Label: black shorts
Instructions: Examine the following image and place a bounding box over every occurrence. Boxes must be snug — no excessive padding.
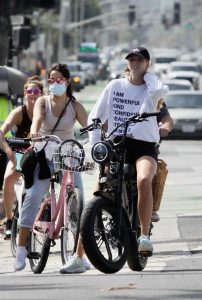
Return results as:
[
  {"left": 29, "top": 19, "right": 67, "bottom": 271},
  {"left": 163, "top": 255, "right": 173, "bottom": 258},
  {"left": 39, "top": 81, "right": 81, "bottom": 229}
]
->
[{"left": 114, "top": 137, "right": 158, "bottom": 163}]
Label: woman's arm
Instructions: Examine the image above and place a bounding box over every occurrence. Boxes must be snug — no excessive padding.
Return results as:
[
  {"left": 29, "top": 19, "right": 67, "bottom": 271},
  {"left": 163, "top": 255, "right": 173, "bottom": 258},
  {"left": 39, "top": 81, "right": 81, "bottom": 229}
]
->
[
  {"left": 0, "top": 129, "right": 16, "bottom": 164},
  {"left": 87, "top": 83, "right": 111, "bottom": 146},
  {"left": 74, "top": 101, "right": 88, "bottom": 127},
  {"left": 0, "top": 106, "right": 22, "bottom": 136},
  {"left": 30, "top": 97, "right": 46, "bottom": 136},
  {"left": 0, "top": 107, "right": 22, "bottom": 164}
]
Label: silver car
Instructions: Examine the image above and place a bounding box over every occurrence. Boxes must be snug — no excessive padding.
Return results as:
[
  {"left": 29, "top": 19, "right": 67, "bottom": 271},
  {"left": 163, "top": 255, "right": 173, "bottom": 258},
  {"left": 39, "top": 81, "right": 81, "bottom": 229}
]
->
[
  {"left": 163, "top": 79, "right": 194, "bottom": 91},
  {"left": 167, "top": 61, "right": 201, "bottom": 90},
  {"left": 165, "top": 91, "right": 202, "bottom": 139}
]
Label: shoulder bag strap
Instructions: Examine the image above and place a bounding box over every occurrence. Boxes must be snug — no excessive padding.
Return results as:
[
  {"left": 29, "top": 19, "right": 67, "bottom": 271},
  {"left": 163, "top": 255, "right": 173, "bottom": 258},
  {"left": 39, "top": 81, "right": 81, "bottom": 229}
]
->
[
  {"left": 42, "top": 98, "right": 71, "bottom": 150},
  {"left": 50, "top": 99, "right": 71, "bottom": 135}
]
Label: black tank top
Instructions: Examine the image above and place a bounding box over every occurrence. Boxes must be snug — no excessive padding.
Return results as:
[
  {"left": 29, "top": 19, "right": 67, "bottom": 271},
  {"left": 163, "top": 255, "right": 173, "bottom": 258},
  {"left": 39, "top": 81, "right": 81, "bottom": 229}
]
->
[{"left": 15, "top": 105, "right": 32, "bottom": 138}]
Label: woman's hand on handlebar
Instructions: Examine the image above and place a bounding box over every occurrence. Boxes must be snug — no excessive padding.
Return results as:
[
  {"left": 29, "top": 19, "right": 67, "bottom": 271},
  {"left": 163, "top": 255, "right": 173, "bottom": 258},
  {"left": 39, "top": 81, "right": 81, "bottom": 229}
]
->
[
  {"left": 80, "top": 118, "right": 102, "bottom": 135},
  {"left": 30, "top": 132, "right": 41, "bottom": 139},
  {"left": 159, "top": 122, "right": 170, "bottom": 137}
]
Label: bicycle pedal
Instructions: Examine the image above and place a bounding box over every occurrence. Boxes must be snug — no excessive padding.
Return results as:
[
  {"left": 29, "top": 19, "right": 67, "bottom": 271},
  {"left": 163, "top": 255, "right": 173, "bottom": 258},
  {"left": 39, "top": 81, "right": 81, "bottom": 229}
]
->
[{"left": 27, "top": 252, "right": 41, "bottom": 259}]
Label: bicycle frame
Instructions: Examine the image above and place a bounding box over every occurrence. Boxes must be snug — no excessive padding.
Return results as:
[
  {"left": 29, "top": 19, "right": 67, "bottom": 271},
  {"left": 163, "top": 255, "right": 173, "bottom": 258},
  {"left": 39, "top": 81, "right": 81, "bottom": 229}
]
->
[{"left": 33, "top": 170, "right": 74, "bottom": 240}]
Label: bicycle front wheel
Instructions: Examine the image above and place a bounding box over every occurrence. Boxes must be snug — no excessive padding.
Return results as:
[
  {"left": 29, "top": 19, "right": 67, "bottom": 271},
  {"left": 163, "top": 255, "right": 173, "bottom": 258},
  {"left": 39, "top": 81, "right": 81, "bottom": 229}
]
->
[
  {"left": 61, "top": 187, "right": 83, "bottom": 265},
  {"left": 80, "top": 196, "right": 129, "bottom": 274},
  {"left": 27, "top": 230, "right": 51, "bottom": 274}
]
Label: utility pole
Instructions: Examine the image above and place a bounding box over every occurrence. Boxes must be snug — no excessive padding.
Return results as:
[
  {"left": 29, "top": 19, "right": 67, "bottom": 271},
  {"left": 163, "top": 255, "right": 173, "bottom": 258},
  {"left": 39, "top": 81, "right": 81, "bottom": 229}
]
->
[
  {"left": 79, "top": 0, "right": 85, "bottom": 44},
  {"left": 58, "top": 0, "right": 65, "bottom": 62},
  {"left": 46, "top": 10, "right": 53, "bottom": 70},
  {"left": 0, "top": 0, "right": 12, "bottom": 66},
  {"left": 58, "top": 0, "right": 71, "bottom": 61},
  {"left": 73, "top": 0, "right": 79, "bottom": 53}
]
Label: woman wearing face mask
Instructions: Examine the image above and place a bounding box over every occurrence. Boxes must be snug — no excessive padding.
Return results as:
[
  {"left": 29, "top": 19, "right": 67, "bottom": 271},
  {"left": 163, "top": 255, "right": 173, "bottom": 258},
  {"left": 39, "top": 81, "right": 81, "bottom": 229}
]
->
[
  {"left": 0, "top": 76, "right": 43, "bottom": 240},
  {"left": 14, "top": 63, "right": 88, "bottom": 272}
]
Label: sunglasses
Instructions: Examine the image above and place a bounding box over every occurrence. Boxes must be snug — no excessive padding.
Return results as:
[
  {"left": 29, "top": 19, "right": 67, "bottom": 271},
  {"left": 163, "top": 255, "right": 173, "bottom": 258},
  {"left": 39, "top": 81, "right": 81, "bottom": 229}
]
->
[
  {"left": 48, "top": 77, "right": 66, "bottom": 85},
  {"left": 26, "top": 88, "right": 41, "bottom": 95}
]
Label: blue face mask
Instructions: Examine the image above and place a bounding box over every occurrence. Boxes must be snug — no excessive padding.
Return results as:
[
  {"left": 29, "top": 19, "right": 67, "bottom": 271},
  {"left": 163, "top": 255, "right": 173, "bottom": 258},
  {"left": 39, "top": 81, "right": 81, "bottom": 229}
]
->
[{"left": 49, "top": 82, "right": 67, "bottom": 96}]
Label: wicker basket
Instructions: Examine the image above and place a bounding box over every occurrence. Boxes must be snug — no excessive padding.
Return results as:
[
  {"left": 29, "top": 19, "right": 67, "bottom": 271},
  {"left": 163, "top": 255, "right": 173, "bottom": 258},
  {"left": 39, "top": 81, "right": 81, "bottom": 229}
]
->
[{"left": 152, "top": 159, "right": 168, "bottom": 212}]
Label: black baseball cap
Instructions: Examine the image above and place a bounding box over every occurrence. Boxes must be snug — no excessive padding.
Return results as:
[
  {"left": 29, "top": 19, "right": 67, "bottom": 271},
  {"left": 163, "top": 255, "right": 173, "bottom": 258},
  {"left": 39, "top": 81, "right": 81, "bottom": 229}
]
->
[{"left": 125, "top": 47, "right": 150, "bottom": 60}]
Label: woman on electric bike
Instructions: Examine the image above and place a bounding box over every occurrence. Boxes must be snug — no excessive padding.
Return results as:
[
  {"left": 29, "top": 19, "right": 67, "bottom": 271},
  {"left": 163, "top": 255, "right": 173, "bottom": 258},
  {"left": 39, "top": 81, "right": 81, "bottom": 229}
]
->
[{"left": 87, "top": 47, "right": 169, "bottom": 256}]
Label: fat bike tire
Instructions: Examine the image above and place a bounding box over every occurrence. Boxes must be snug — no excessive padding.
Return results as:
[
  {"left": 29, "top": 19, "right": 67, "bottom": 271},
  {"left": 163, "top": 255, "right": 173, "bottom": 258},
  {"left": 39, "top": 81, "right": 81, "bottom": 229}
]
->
[
  {"left": 127, "top": 217, "right": 149, "bottom": 271},
  {"left": 80, "top": 196, "right": 129, "bottom": 274}
]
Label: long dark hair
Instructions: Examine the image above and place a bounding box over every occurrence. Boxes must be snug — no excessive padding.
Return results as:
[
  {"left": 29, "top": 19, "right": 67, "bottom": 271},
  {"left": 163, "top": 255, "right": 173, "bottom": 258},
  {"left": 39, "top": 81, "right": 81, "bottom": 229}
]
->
[{"left": 48, "top": 63, "right": 75, "bottom": 101}]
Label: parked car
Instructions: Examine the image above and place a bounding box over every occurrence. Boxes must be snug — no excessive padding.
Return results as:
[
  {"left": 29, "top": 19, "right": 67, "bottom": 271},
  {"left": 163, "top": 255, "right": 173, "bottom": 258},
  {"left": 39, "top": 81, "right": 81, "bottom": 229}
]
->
[
  {"left": 65, "top": 61, "right": 86, "bottom": 92},
  {"left": 165, "top": 90, "right": 202, "bottom": 139},
  {"left": 167, "top": 61, "right": 201, "bottom": 90},
  {"left": 163, "top": 79, "right": 194, "bottom": 91}
]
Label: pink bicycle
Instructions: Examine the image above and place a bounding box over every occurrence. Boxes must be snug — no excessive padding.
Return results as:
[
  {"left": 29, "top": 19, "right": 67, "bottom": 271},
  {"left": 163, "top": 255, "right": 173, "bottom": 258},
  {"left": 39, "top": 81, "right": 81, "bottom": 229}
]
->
[{"left": 23, "top": 135, "right": 95, "bottom": 274}]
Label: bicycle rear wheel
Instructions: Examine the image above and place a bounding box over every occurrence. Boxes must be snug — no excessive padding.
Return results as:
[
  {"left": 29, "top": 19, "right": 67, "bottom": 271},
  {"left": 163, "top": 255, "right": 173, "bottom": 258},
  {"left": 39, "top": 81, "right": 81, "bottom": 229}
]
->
[
  {"left": 127, "top": 214, "right": 149, "bottom": 271},
  {"left": 61, "top": 187, "right": 83, "bottom": 265},
  {"left": 125, "top": 179, "right": 149, "bottom": 271},
  {"left": 27, "top": 230, "right": 51, "bottom": 274},
  {"left": 10, "top": 203, "right": 19, "bottom": 257},
  {"left": 80, "top": 196, "right": 129, "bottom": 274}
]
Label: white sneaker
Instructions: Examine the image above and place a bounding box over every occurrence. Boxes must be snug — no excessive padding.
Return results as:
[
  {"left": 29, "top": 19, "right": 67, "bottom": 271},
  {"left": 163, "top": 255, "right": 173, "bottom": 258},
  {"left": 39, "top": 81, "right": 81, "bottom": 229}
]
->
[
  {"left": 138, "top": 235, "right": 153, "bottom": 256},
  {"left": 14, "top": 246, "right": 27, "bottom": 271},
  {"left": 60, "top": 256, "right": 86, "bottom": 274},
  {"left": 82, "top": 256, "right": 91, "bottom": 271}
]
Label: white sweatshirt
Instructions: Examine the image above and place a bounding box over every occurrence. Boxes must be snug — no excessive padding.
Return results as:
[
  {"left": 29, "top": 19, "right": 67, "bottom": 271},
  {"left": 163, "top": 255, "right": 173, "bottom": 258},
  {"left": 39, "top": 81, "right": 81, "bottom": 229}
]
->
[{"left": 88, "top": 73, "right": 168, "bottom": 146}]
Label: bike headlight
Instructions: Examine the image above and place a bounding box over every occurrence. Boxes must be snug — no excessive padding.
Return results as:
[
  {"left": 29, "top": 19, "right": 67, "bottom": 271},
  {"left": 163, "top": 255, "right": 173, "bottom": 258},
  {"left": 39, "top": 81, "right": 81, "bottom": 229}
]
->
[{"left": 92, "top": 141, "right": 113, "bottom": 164}]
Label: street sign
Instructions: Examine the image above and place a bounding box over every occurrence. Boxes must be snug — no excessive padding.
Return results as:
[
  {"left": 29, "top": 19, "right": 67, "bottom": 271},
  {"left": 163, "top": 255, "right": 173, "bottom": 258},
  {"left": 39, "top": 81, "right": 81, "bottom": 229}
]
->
[{"left": 11, "top": 15, "right": 24, "bottom": 26}]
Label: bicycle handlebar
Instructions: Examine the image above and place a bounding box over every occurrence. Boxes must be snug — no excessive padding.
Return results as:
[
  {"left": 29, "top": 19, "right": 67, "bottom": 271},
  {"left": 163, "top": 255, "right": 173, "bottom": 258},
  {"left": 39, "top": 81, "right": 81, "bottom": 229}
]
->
[
  {"left": 80, "top": 113, "right": 161, "bottom": 136},
  {"left": 30, "top": 135, "right": 62, "bottom": 144},
  {"left": 127, "top": 112, "right": 160, "bottom": 121},
  {"left": 6, "top": 135, "right": 62, "bottom": 148},
  {"left": 6, "top": 137, "right": 31, "bottom": 148},
  {"left": 80, "top": 118, "right": 102, "bottom": 135}
]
